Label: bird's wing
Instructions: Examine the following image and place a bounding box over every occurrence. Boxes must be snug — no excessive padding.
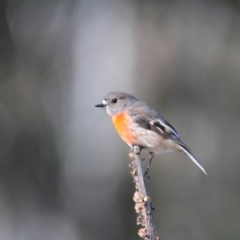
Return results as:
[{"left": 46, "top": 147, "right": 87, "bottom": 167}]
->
[
  {"left": 130, "top": 102, "right": 180, "bottom": 140},
  {"left": 149, "top": 119, "right": 180, "bottom": 140},
  {"left": 133, "top": 114, "right": 180, "bottom": 141}
]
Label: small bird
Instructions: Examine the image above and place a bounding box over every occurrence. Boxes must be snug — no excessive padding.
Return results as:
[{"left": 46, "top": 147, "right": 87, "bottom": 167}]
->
[{"left": 95, "top": 91, "right": 207, "bottom": 175}]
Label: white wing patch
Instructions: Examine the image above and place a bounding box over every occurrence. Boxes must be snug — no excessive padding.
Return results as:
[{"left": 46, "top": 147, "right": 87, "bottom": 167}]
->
[{"left": 149, "top": 119, "right": 180, "bottom": 140}]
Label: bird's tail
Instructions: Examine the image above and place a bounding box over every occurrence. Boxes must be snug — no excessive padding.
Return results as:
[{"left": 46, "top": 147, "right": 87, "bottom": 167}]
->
[{"left": 179, "top": 143, "right": 207, "bottom": 175}]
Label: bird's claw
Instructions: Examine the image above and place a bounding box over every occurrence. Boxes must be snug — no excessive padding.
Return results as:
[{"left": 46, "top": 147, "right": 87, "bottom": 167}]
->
[{"left": 144, "top": 172, "right": 150, "bottom": 180}]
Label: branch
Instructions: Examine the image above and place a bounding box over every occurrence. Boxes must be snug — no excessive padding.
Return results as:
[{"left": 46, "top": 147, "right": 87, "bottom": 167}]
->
[{"left": 129, "top": 146, "right": 161, "bottom": 240}]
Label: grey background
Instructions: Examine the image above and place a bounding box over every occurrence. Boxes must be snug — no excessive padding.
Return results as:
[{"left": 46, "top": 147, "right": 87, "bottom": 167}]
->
[{"left": 0, "top": 0, "right": 240, "bottom": 239}]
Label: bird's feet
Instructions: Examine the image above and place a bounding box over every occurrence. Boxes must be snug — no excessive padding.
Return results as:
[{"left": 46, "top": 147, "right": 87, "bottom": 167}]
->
[{"left": 144, "top": 170, "right": 150, "bottom": 180}]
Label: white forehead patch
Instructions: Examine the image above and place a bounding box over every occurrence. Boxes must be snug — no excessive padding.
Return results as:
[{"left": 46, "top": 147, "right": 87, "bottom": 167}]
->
[{"left": 102, "top": 99, "right": 107, "bottom": 105}]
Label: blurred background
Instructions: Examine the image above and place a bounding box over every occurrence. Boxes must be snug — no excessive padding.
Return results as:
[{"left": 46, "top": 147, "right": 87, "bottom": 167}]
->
[{"left": 0, "top": 0, "right": 240, "bottom": 239}]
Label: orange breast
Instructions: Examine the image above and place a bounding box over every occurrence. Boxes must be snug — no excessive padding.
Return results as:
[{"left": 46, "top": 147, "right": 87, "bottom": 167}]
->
[{"left": 112, "top": 113, "right": 135, "bottom": 145}]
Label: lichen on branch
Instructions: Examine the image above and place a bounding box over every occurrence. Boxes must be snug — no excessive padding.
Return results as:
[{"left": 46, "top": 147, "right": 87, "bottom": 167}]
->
[{"left": 129, "top": 146, "right": 161, "bottom": 240}]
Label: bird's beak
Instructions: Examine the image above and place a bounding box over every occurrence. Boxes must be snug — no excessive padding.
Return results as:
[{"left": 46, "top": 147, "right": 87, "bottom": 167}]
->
[
  {"left": 95, "top": 103, "right": 105, "bottom": 108},
  {"left": 95, "top": 99, "right": 107, "bottom": 108}
]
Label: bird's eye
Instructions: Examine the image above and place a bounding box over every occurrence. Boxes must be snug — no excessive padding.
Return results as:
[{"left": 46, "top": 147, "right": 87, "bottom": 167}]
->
[{"left": 111, "top": 98, "right": 118, "bottom": 103}]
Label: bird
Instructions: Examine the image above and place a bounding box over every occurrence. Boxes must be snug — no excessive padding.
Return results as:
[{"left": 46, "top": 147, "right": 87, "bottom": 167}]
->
[{"left": 95, "top": 91, "right": 207, "bottom": 176}]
